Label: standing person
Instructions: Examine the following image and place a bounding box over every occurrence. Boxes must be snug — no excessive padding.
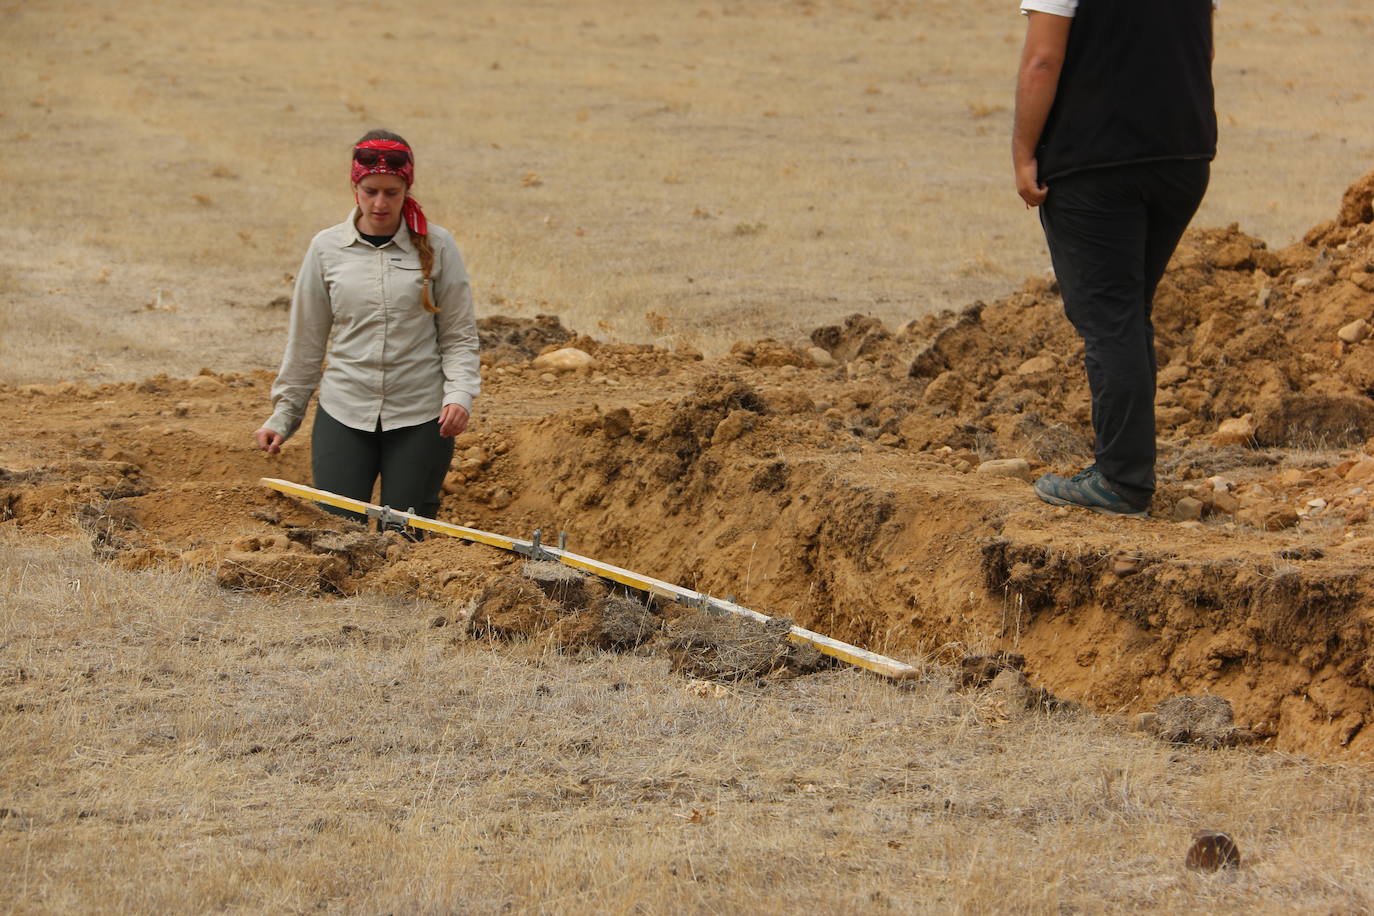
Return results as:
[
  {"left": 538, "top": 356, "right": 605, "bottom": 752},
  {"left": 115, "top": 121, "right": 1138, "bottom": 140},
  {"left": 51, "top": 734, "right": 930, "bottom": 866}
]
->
[
  {"left": 254, "top": 130, "right": 480, "bottom": 526},
  {"left": 1012, "top": 0, "right": 1216, "bottom": 518}
]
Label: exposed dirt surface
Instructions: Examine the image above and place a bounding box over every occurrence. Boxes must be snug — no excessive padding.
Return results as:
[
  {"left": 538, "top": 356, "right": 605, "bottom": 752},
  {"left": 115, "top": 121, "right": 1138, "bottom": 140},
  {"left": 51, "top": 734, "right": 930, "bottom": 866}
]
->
[{"left": 5, "top": 168, "right": 1374, "bottom": 759}]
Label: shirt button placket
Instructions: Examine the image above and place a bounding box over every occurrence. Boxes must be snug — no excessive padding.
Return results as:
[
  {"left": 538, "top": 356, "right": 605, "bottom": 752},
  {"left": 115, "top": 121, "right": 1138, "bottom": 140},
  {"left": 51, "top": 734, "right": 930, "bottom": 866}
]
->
[{"left": 377, "top": 246, "right": 388, "bottom": 427}]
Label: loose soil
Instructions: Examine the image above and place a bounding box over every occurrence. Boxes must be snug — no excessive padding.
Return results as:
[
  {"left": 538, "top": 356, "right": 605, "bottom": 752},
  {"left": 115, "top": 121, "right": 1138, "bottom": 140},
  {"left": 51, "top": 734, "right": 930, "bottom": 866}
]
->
[{"left": 4, "top": 167, "right": 1374, "bottom": 760}]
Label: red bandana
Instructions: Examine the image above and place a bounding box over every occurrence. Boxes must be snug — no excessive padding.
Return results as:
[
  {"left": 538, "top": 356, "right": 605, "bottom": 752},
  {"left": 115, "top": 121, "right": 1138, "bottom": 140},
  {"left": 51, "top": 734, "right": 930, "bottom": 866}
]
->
[{"left": 351, "top": 139, "right": 427, "bottom": 236}]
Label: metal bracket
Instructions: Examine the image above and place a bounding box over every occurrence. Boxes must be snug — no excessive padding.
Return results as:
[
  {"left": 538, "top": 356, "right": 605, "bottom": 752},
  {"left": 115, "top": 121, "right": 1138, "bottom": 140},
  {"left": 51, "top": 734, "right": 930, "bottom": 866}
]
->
[
  {"left": 514, "top": 528, "right": 558, "bottom": 562},
  {"left": 366, "top": 504, "right": 406, "bottom": 532}
]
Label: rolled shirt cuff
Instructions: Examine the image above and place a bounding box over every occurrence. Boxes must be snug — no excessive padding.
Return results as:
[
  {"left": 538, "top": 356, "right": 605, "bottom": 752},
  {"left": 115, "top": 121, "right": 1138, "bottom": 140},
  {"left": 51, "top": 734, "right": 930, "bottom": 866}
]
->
[
  {"left": 442, "top": 389, "right": 475, "bottom": 414},
  {"left": 262, "top": 409, "right": 302, "bottom": 442}
]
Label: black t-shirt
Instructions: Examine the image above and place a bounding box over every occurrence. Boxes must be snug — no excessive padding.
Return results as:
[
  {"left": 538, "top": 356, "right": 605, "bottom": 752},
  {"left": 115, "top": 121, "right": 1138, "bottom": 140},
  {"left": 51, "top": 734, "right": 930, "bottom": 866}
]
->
[
  {"left": 1037, "top": 0, "right": 1217, "bottom": 181},
  {"left": 359, "top": 231, "right": 395, "bottom": 248}
]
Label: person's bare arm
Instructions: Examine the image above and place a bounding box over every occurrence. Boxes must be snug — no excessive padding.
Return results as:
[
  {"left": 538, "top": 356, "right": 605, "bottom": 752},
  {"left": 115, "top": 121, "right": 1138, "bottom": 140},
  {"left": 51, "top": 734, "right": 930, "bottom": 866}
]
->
[{"left": 1012, "top": 11, "right": 1072, "bottom": 207}]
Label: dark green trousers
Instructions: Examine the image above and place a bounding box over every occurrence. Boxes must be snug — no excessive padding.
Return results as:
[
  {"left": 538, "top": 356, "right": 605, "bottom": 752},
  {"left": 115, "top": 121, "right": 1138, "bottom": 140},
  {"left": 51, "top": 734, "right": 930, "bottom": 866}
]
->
[{"left": 311, "top": 407, "right": 454, "bottom": 525}]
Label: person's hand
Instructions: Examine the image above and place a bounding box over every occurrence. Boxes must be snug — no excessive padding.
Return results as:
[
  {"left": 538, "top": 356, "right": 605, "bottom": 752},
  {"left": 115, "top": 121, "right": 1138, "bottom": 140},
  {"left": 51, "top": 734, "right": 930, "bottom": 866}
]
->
[
  {"left": 1015, "top": 157, "right": 1048, "bottom": 208},
  {"left": 438, "top": 403, "right": 470, "bottom": 438},
  {"left": 254, "top": 427, "right": 285, "bottom": 455}
]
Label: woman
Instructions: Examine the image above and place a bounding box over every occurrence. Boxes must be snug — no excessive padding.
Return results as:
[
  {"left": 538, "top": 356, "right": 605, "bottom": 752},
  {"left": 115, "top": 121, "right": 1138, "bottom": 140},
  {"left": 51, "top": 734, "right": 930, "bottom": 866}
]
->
[{"left": 254, "top": 130, "right": 480, "bottom": 525}]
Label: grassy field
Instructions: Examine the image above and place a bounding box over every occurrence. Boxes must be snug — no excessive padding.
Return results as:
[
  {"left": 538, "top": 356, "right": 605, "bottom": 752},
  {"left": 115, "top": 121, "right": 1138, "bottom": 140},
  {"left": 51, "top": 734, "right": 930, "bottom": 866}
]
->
[
  {"left": 2, "top": 0, "right": 1373, "bottom": 381},
  {"left": 4, "top": 538, "right": 1373, "bottom": 913}
]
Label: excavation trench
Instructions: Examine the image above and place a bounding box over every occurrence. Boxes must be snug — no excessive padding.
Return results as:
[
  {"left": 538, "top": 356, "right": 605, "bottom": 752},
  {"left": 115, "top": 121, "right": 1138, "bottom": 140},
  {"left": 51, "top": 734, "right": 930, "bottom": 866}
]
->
[{"left": 425, "top": 375, "right": 1374, "bottom": 761}]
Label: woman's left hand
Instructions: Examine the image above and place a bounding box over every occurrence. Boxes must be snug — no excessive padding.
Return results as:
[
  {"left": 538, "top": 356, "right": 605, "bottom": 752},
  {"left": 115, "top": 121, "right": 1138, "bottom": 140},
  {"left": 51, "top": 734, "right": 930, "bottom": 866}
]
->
[{"left": 438, "top": 403, "right": 470, "bottom": 438}]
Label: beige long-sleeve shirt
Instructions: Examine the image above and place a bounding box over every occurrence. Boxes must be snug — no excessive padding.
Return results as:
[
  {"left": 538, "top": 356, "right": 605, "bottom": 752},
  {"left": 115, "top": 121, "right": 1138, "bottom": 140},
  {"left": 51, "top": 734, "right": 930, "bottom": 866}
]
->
[{"left": 263, "top": 210, "right": 480, "bottom": 441}]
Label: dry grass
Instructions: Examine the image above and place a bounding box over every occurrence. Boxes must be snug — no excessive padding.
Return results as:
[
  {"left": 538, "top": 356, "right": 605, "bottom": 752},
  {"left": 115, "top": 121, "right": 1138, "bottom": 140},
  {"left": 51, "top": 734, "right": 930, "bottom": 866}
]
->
[
  {"left": 3, "top": 536, "right": 1373, "bottom": 913},
  {"left": 3, "top": 0, "right": 1374, "bottom": 382}
]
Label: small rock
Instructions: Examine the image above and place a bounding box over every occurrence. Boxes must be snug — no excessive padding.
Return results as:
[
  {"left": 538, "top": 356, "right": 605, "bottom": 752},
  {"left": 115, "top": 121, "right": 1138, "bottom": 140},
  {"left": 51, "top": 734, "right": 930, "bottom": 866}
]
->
[
  {"left": 539, "top": 372, "right": 557, "bottom": 383},
  {"left": 487, "top": 487, "right": 513, "bottom": 510},
  {"left": 1157, "top": 364, "right": 1190, "bottom": 387},
  {"left": 1211, "top": 492, "right": 1240, "bottom": 515},
  {"left": 1015, "top": 355, "right": 1057, "bottom": 375},
  {"left": 975, "top": 458, "right": 1034, "bottom": 483},
  {"left": 847, "top": 359, "right": 876, "bottom": 379},
  {"left": 806, "top": 346, "right": 836, "bottom": 368},
  {"left": 1338, "top": 318, "right": 1370, "bottom": 344},
  {"left": 1113, "top": 555, "right": 1141, "bottom": 577},
  {"left": 1238, "top": 501, "right": 1299, "bottom": 531},
  {"left": 1276, "top": 468, "right": 1313, "bottom": 487},
  {"left": 1212, "top": 414, "right": 1255, "bottom": 447},
  {"left": 601, "top": 407, "right": 632, "bottom": 439},
  {"left": 712, "top": 410, "right": 754, "bottom": 445},
  {"left": 989, "top": 668, "right": 1032, "bottom": 708},
  {"left": 1185, "top": 831, "right": 1241, "bottom": 872},
  {"left": 532, "top": 347, "right": 596, "bottom": 372},
  {"left": 1173, "top": 496, "right": 1204, "bottom": 522},
  {"left": 1344, "top": 458, "right": 1374, "bottom": 484}
]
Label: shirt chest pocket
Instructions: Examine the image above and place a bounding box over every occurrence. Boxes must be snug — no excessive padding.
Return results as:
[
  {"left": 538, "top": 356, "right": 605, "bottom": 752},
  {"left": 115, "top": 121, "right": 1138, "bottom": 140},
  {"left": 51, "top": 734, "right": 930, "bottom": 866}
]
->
[{"left": 387, "top": 256, "right": 427, "bottom": 296}]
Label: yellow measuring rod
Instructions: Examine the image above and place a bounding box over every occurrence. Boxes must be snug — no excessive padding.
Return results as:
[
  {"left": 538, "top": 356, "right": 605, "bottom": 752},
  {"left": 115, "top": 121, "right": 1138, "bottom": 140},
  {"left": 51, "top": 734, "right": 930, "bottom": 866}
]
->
[{"left": 260, "top": 477, "right": 920, "bottom": 680}]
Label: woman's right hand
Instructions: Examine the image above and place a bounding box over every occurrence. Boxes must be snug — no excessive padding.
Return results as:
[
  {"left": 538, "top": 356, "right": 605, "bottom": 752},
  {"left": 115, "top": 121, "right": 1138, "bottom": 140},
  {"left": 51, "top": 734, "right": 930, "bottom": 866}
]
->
[{"left": 254, "top": 427, "right": 285, "bottom": 455}]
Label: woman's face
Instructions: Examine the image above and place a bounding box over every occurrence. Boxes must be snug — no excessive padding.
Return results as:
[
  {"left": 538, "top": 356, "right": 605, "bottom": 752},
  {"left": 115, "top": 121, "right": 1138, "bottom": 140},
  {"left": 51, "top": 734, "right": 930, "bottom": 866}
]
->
[{"left": 354, "top": 173, "right": 407, "bottom": 235}]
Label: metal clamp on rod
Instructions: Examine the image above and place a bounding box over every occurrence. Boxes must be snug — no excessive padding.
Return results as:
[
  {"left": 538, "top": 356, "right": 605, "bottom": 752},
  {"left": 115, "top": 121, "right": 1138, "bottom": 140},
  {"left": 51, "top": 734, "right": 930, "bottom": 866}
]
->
[
  {"left": 366, "top": 504, "right": 406, "bottom": 532},
  {"left": 514, "top": 528, "right": 558, "bottom": 562}
]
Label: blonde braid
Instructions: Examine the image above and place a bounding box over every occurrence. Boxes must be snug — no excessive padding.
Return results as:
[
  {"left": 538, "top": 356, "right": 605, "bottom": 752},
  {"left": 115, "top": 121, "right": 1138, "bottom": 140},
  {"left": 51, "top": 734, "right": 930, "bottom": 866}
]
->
[{"left": 414, "top": 230, "right": 439, "bottom": 313}]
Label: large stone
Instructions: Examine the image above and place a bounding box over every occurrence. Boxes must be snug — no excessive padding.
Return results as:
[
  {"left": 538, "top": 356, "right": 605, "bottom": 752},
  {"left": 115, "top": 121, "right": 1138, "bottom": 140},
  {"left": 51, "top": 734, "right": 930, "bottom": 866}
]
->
[
  {"left": 921, "top": 370, "right": 967, "bottom": 414},
  {"left": 532, "top": 347, "right": 596, "bottom": 372}
]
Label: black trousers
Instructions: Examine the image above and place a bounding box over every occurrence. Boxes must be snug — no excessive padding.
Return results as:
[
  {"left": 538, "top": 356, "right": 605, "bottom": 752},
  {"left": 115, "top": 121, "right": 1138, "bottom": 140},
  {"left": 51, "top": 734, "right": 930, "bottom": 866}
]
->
[
  {"left": 1039, "top": 159, "right": 1210, "bottom": 506},
  {"left": 311, "top": 407, "right": 454, "bottom": 524}
]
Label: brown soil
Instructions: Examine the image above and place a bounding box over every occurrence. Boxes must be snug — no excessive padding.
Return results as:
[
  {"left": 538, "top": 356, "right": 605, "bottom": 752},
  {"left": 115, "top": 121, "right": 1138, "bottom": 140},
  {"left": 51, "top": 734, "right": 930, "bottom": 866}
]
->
[{"left": 5, "top": 167, "right": 1374, "bottom": 760}]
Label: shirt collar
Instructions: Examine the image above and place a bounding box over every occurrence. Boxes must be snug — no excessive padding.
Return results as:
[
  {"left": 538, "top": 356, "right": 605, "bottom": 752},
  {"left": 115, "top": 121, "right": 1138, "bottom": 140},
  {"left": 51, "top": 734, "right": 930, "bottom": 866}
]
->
[{"left": 340, "top": 207, "right": 415, "bottom": 253}]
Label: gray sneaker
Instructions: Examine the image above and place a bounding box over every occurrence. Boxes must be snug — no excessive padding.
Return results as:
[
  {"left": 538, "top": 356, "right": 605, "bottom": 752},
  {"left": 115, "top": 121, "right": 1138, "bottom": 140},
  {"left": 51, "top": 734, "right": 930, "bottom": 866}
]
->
[{"left": 1033, "top": 467, "right": 1150, "bottom": 519}]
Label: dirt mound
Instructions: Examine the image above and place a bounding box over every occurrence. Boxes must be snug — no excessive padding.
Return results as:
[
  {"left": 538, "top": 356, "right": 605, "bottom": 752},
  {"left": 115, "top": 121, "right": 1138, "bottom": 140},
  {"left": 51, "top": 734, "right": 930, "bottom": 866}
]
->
[
  {"left": 3, "top": 166, "right": 1374, "bottom": 760},
  {"left": 478, "top": 314, "right": 575, "bottom": 365},
  {"left": 664, "top": 610, "right": 823, "bottom": 681}
]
